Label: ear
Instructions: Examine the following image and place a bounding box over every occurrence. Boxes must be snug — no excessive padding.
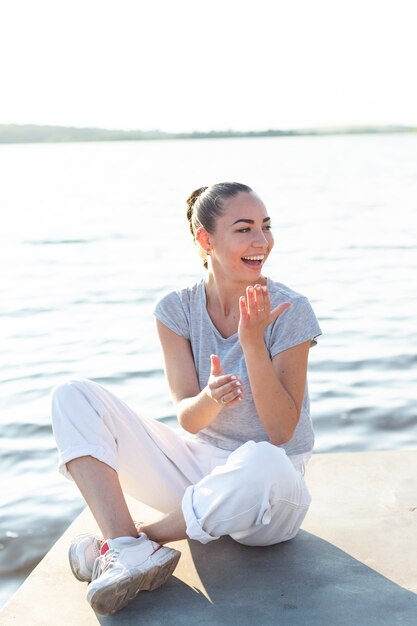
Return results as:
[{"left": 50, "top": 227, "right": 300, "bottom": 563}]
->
[{"left": 195, "top": 227, "right": 212, "bottom": 252}]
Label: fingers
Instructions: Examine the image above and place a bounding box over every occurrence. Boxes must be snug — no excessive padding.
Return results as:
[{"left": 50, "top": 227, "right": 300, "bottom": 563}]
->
[
  {"left": 217, "top": 379, "right": 243, "bottom": 406},
  {"left": 207, "top": 365, "right": 244, "bottom": 405},
  {"left": 246, "top": 285, "right": 258, "bottom": 317},
  {"left": 270, "top": 302, "right": 292, "bottom": 321},
  {"left": 239, "top": 295, "right": 248, "bottom": 320},
  {"left": 210, "top": 354, "right": 223, "bottom": 376},
  {"left": 212, "top": 373, "right": 239, "bottom": 387},
  {"left": 242, "top": 284, "right": 268, "bottom": 317},
  {"left": 254, "top": 284, "right": 266, "bottom": 312},
  {"left": 260, "top": 285, "right": 269, "bottom": 312},
  {"left": 214, "top": 376, "right": 243, "bottom": 398},
  {"left": 241, "top": 285, "right": 291, "bottom": 321}
]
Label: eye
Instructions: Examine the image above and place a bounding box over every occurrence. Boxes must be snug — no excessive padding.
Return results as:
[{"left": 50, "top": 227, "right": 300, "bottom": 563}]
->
[
  {"left": 263, "top": 224, "right": 272, "bottom": 231},
  {"left": 237, "top": 227, "right": 250, "bottom": 233}
]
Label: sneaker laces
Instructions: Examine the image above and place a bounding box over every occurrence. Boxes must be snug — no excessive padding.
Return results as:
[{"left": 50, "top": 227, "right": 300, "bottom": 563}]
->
[
  {"left": 89, "top": 524, "right": 144, "bottom": 583},
  {"left": 91, "top": 547, "right": 119, "bottom": 582}
]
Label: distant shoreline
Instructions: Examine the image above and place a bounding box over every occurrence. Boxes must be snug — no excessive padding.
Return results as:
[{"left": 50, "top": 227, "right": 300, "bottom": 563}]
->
[{"left": 0, "top": 123, "right": 416, "bottom": 144}]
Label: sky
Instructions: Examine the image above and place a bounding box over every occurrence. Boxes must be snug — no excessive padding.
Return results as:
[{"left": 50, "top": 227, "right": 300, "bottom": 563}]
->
[{"left": 1, "top": 0, "right": 416, "bottom": 132}]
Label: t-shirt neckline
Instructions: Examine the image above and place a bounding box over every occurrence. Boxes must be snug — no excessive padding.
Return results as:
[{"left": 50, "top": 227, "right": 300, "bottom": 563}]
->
[{"left": 200, "top": 277, "right": 269, "bottom": 342}]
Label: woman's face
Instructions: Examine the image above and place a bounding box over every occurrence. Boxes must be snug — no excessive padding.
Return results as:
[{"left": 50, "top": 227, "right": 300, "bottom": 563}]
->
[{"left": 207, "top": 191, "right": 274, "bottom": 281}]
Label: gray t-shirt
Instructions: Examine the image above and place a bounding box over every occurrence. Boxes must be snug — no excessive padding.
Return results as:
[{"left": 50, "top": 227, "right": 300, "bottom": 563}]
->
[{"left": 154, "top": 278, "right": 321, "bottom": 456}]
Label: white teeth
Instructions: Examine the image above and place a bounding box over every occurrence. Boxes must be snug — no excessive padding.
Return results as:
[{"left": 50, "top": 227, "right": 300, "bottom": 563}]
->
[{"left": 242, "top": 255, "right": 265, "bottom": 261}]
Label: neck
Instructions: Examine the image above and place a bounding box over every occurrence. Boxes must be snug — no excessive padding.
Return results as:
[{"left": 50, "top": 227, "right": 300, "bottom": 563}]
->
[{"left": 204, "top": 270, "right": 266, "bottom": 316}]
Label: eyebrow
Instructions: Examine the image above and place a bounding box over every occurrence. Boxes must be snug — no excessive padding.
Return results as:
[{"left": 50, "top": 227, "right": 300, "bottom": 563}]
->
[{"left": 231, "top": 217, "right": 271, "bottom": 225}]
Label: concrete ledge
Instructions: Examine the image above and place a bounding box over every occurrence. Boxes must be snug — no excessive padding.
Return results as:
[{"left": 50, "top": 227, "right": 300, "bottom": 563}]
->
[{"left": 1, "top": 450, "right": 416, "bottom": 625}]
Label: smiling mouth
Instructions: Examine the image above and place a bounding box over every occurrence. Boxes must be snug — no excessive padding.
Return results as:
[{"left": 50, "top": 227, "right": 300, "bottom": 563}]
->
[{"left": 241, "top": 255, "right": 265, "bottom": 267}]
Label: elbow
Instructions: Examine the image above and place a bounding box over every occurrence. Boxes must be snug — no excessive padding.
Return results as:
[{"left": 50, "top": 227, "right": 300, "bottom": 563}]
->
[
  {"left": 182, "top": 423, "right": 201, "bottom": 435},
  {"left": 269, "top": 432, "right": 293, "bottom": 446},
  {"left": 177, "top": 414, "right": 200, "bottom": 435},
  {"left": 269, "top": 415, "right": 299, "bottom": 446}
]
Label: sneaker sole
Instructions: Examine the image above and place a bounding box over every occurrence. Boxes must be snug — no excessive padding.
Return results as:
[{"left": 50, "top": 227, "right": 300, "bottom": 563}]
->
[{"left": 87, "top": 547, "right": 181, "bottom": 615}]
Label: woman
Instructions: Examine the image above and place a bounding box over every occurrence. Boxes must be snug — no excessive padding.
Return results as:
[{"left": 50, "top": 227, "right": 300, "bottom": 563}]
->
[{"left": 51, "top": 182, "right": 321, "bottom": 615}]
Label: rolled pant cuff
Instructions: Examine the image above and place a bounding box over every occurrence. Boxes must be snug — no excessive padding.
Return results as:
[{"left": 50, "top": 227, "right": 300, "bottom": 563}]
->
[
  {"left": 58, "top": 445, "right": 118, "bottom": 479},
  {"left": 181, "top": 485, "right": 220, "bottom": 544}
]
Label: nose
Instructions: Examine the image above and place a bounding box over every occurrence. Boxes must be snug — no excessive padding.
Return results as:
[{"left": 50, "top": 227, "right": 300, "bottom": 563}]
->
[{"left": 253, "top": 228, "right": 270, "bottom": 248}]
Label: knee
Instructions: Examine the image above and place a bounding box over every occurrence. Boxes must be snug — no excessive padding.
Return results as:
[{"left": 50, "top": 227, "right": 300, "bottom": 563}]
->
[
  {"left": 234, "top": 440, "right": 284, "bottom": 462},
  {"left": 50, "top": 379, "right": 89, "bottom": 423},
  {"left": 230, "top": 441, "right": 287, "bottom": 479},
  {"left": 51, "top": 378, "right": 81, "bottom": 403},
  {"left": 226, "top": 441, "right": 298, "bottom": 501}
]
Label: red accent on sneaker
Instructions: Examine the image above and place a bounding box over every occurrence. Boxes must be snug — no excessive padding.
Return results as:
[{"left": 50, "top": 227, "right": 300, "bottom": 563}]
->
[
  {"left": 100, "top": 541, "right": 110, "bottom": 555},
  {"left": 151, "top": 544, "right": 163, "bottom": 555}
]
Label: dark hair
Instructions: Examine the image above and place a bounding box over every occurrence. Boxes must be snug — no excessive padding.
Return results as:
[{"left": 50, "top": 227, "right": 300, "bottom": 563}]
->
[{"left": 186, "top": 182, "right": 253, "bottom": 268}]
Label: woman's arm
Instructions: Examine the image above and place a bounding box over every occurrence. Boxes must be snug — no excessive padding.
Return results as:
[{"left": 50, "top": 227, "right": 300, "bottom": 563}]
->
[
  {"left": 156, "top": 320, "right": 243, "bottom": 434},
  {"left": 238, "top": 284, "right": 310, "bottom": 445}
]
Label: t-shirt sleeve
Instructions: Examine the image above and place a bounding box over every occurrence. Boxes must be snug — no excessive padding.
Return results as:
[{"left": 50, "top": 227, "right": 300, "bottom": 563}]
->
[
  {"left": 154, "top": 291, "right": 190, "bottom": 340},
  {"left": 269, "top": 296, "right": 322, "bottom": 358}
]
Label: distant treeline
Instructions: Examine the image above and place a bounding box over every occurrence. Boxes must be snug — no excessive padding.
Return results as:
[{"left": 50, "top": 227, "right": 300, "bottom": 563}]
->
[{"left": 0, "top": 124, "right": 415, "bottom": 144}]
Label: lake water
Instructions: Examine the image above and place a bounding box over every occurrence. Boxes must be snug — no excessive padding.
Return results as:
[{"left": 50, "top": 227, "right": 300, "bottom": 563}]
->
[{"left": 1, "top": 133, "right": 416, "bottom": 607}]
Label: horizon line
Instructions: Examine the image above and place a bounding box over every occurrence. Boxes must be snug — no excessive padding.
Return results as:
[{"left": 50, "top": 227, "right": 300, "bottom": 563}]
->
[{"left": 0, "top": 122, "right": 416, "bottom": 145}]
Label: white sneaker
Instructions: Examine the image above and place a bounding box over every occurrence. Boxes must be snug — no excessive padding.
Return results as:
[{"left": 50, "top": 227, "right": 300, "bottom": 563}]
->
[
  {"left": 68, "top": 533, "right": 102, "bottom": 582},
  {"left": 68, "top": 523, "right": 143, "bottom": 583},
  {"left": 86, "top": 534, "right": 181, "bottom": 615}
]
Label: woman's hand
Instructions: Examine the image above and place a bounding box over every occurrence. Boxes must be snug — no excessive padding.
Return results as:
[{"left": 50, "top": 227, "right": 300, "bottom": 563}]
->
[
  {"left": 238, "top": 284, "right": 291, "bottom": 349},
  {"left": 204, "top": 354, "right": 244, "bottom": 408}
]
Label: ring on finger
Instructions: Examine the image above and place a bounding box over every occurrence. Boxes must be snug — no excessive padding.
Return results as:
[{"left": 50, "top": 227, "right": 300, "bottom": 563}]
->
[{"left": 220, "top": 395, "right": 226, "bottom": 404}]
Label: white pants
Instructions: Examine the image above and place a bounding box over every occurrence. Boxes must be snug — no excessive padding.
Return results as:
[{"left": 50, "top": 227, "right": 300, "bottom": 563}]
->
[{"left": 51, "top": 379, "right": 312, "bottom": 546}]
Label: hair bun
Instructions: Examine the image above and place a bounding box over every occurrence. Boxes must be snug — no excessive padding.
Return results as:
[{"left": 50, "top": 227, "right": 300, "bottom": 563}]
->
[{"left": 186, "top": 186, "right": 209, "bottom": 224}]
